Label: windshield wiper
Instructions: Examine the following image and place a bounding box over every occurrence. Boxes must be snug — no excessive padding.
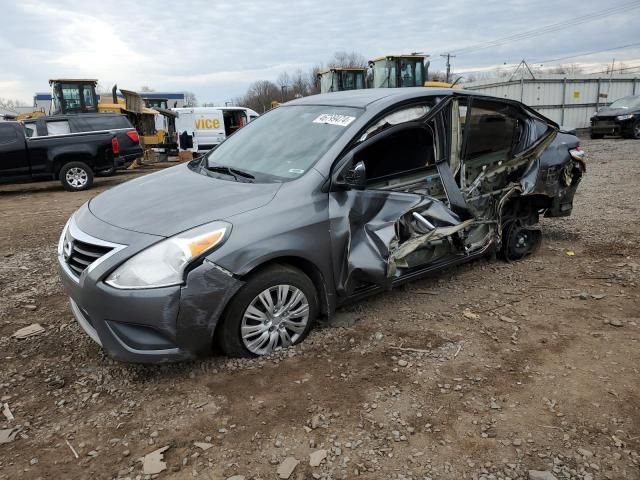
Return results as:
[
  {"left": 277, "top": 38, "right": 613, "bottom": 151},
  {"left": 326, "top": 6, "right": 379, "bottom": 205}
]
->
[{"left": 205, "top": 164, "right": 255, "bottom": 182}]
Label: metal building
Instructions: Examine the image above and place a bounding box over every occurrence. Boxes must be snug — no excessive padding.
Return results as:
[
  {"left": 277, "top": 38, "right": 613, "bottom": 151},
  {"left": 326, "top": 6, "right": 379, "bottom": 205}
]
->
[{"left": 463, "top": 74, "right": 640, "bottom": 129}]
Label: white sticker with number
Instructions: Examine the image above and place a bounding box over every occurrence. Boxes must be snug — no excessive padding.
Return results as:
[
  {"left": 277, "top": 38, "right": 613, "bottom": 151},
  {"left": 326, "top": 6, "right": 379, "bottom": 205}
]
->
[{"left": 312, "top": 114, "right": 356, "bottom": 127}]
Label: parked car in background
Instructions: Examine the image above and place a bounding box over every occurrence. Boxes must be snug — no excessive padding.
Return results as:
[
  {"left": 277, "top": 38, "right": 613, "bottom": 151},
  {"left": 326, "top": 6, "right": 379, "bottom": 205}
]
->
[
  {"left": 58, "top": 88, "right": 585, "bottom": 363},
  {"left": 0, "top": 121, "right": 118, "bottom": 191},
  {"left": 590, "top": 95, "right": 640, "bottom": 139},
  {"left": 23, "top": 113, "right": 143, "bottom": 173}
]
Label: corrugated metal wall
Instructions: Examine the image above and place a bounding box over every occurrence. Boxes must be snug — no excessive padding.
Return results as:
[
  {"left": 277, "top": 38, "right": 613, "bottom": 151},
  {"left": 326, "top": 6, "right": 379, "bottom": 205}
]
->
[{"left": 464, "top": 75, "right": 640, "bottom": 129}]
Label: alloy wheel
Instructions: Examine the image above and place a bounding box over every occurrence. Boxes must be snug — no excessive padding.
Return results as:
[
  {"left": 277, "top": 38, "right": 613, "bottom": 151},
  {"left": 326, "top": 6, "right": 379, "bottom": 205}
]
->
[
  {"left": 241, "top": 284, "right": 309, "bottom": 355},
  {"left": 66, "top": 167, "right": 88, "bottom": 188}
]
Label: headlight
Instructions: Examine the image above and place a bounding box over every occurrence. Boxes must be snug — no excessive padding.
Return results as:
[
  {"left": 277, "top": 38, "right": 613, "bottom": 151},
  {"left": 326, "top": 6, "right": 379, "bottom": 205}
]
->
[
  {"left": 105, "top": 221, "right": 231, "bottom": 289},
  {"left": 616, "top": 114, "right": 634, "bottom": 121}
]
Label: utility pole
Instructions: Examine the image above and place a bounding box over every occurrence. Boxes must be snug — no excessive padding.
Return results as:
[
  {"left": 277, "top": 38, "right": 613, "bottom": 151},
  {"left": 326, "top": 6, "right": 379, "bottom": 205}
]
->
[{"left": 441, "top": 53, "right": 456, "bottom": 83}]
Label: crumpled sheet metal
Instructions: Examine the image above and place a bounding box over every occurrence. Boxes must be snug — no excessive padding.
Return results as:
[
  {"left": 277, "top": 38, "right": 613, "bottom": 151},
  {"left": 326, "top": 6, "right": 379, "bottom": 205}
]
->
[
  {"left": 390, "top": 218, "right": 475, "bottom": 268},
  {"left": 333, "top": 191, "right": 474, "bottom": 293},
  {"left": 331, "top": 190, "right": 422, "bottom": 294}
]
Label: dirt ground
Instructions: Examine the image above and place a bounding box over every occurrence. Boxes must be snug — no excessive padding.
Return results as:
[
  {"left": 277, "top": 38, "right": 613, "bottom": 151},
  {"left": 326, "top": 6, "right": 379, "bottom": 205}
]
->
[{"left": 0, "top": 139, "right": 639, "bottom": 480}]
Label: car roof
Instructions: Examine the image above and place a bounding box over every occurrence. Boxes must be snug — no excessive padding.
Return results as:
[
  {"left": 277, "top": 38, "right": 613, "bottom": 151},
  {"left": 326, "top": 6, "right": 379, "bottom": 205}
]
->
[{"left": 287, "top": 88, "right": 475, "bottom": 108}]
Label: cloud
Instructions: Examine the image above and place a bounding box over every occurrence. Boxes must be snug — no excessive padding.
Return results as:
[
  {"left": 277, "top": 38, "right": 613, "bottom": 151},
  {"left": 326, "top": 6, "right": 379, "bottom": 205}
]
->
[{"left": 1, "top": 0, "right": 639, "bottom": 104}]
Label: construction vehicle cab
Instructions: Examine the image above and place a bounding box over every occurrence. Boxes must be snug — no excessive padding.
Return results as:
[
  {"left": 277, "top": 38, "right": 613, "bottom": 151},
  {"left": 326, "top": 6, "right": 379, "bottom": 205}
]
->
[
  {"left": 368, "top": 54, "right": 428, "bottom": 88},
  {"left": 49, "top": 79, "right": 99, "bottom": 115},
  {"left": 318, "top": 68, "right": 367, "bottom": 94},
  {"left": 142, "top": 97, "right": 169, "bottom": 110}
]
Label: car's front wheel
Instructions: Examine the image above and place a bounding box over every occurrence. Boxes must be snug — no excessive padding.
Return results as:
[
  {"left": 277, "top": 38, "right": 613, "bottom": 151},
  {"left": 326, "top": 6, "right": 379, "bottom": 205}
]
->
[{"left": 217, "top": 265, "right": 318, "bottom": 357}]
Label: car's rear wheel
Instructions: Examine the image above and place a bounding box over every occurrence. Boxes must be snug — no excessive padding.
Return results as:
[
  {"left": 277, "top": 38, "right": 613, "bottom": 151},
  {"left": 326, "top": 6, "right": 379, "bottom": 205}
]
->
[
  {"left": 500, "top": 220, "right": 541, "bottom": 262},
  {"left": 217, "top": 265, "right": 318, "bottom": 357},
  {"left": 60, "top": 161, "right": 94, "bottom": 191}
]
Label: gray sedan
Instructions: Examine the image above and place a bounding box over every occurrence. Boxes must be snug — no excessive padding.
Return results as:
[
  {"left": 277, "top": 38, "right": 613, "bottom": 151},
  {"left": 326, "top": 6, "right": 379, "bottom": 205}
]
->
[{"left": 58, "top": 88, "right": 585, "bottom": 362}]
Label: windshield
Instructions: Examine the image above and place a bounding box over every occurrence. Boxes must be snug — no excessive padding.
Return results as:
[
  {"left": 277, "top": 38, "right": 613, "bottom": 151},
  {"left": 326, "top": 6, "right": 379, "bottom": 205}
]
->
[
  {"left": 609, "top": 96, "right": 640, "bottom": 109},
  {"left": 199, "top": 105, "right": 362, "bottom": 181}
]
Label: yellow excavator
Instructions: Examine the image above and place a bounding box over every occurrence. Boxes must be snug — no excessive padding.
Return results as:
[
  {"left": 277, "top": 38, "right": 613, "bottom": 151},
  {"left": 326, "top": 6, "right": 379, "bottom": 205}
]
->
[
  {"left": 316, "top": 54, "right": 461, "bottom": 93},
  {"left": 19, "top": 79, "right": 175, "bottom": 155},
  {"left": 317, "top": 67, "right": 367, "bottom": 94}
]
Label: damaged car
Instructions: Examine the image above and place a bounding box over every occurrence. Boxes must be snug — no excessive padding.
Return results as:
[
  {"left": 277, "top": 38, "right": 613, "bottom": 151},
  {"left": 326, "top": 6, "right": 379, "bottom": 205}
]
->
[{"left": 57, "top": 88, "right": 585, "bottom": 362}]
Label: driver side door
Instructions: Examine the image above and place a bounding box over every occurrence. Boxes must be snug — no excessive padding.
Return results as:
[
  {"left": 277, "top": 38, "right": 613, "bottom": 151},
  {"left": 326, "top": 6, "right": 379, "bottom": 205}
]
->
[{"left": 328, "top": 100, "right": 477, "bottom": 297}]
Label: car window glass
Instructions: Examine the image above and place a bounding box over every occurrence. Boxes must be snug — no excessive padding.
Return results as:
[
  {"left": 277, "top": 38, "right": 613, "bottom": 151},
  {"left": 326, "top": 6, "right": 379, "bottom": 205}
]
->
[
  {"left": 82, "top": 85, "right": 96, "bottom": 109},
  {"left": 203, "top": 105, "right": 361, "bottom": 181},
  {"left": 0, "top": 124, "right": 18, "bottom": 144},
  {"left": 609, "top": 96, "right": 640, "bottom": 109},
  {"left": 59, "top": 84, "right": 81, "bottom": 111},
  {"left": 360, "top": 99, "right": 440, "bottom": 143},
  {"left": 360, "top": 105, "right": 432, "bottom": 142},
  {"left": 463, "top": 101, "right": 518, "bottom": 159},
  {"left": 23, "top": 123, "right": 38, "bottom": 138},
  {"left": 46, "top": 120, "right": 71, "bottom": 135},
  {"left": 460, "top": 99, "right": 520, "bottom": 186},
  {"left": 351, "top": 121, "right": 445, "bottom": 198}
]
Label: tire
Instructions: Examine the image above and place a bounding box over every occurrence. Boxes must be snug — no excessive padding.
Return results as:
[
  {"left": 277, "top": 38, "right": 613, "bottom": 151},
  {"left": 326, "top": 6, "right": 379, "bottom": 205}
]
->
[
  {"left": 60, "top": 161, "right": 94, "bottom": 191},
  {"left": 629, "top": 120, "right": 640, "bottom": 139},
  {"left": 500, "top": 220, "right": 541, "bottom": 262},
  {"left": 217, "top": 264, "right": 318, "bottom": 357},
  {"left": 590, "top": 132, "right": 604, "bottom": 140}
]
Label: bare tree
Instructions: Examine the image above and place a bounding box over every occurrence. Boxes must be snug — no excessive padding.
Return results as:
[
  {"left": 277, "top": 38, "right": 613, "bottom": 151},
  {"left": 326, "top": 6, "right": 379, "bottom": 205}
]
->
[
  {"left": 307, "top": 64, "right": 323, "bottom": 95},
  {"left": 233, "top": 50, "right": 368, "bottom": 109},
  {"left": 0, "top": 98, "right": 27, "bottom": 113},
  {"left": 140, "top": 85, "right": 155, "bottom": 92},
  {"left": 237, "top": 80, "right": 281, "bottom": 112},
  {"left": 184, "top": 91, "right": 198, "bottom": 107}
]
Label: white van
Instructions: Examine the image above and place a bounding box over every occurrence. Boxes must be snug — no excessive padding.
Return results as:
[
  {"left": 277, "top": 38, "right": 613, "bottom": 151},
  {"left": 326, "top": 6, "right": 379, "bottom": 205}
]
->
[{"left": 173, "top": 106, "right": 259, "bottom": 152}]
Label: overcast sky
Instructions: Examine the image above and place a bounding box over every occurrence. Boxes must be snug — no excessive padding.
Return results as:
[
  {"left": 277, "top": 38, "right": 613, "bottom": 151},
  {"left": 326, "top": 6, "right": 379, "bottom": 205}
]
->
[{"left": 1, "top": 0, "right": 639, "bottom": 105}]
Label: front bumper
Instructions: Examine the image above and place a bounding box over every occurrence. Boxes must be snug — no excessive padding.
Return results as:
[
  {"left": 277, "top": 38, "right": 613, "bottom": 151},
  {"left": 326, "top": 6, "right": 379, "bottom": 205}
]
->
[
  {"left": 58, "top": 208, "right": 243, "bottom": 363},
  {"left": 590, "top": 118, "right": 635, "bottom": 136}
]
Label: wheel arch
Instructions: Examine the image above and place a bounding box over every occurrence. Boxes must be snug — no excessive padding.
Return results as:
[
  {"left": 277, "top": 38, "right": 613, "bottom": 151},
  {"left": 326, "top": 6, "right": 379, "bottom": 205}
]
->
[
  {"left": 53, "top": 154, "right": 93, "bottom": 178},
  {"left": 236, "top": 255, "right": 333, "bottom": 318}
]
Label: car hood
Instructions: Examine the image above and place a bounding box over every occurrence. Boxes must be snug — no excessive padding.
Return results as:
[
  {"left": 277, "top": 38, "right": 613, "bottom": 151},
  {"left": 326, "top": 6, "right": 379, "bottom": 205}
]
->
[
  {"left": 89, "top": 163, "right": 281, "bottom": 237},
  {"left": 595, "top": 107, "right": 639, "bottom": 118}
]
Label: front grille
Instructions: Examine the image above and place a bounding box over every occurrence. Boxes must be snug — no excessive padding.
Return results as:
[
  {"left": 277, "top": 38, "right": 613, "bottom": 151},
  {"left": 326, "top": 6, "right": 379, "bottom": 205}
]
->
[
  {"left": 593, "top": 119, "right": 617, "bottom": 127},
  {"left": 65, "top": 238, "right": 113, "bottom": 277}
]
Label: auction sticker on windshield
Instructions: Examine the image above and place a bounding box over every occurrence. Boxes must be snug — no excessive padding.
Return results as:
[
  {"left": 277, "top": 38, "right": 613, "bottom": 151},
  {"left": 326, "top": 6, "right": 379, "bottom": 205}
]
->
[{"left": 313, "top": 114, "right": 356, "bottom": 127}]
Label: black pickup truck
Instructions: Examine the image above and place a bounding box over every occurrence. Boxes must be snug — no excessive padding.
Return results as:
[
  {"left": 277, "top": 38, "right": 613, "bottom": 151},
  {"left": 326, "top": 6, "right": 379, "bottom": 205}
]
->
[
  {"left": 23, "top": 113, "right": 143, "bottom": 174},
  {"left": 0, "top": 121, "right": 118, "bottom": 191}
]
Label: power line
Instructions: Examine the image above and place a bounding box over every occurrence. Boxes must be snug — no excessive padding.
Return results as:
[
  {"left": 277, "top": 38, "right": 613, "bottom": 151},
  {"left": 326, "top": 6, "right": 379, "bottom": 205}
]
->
[
  {"left": 452, "top": 42, "right": 640, "bottom": 77},
  {"left": 448, "top": 1, "right": 640, "bottom": 56},
  {"left": 534, "top": 42, "right": 640, "bottom": 64}
]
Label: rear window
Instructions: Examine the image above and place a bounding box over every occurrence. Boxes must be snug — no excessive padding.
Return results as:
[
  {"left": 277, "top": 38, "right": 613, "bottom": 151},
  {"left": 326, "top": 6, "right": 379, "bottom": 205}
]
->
[
  {"left": 46, "top": 120, "right": 71, "bottom": 135},
  {"left": 23, "top": 123, "right": 38, "bottom": 138},
  {"left": 0, "top": 124, "right": 18, "bottom": 144},
  {"left": 81, "top": 115, "right": 131, "bottom": 131}
]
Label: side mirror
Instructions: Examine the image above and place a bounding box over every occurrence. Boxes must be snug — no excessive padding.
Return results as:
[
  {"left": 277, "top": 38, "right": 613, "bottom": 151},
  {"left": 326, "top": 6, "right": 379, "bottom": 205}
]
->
[{"left": 344, "top": 161, "right": 367, "bottom": 190}]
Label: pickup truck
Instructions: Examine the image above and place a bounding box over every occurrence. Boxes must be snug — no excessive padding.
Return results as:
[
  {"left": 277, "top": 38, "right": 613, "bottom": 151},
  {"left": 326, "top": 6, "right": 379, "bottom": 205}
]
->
[
  {"left": 0, "top": 121, "right": 118, "bottom": 191},
  {"left": 23, "top": 113, "right": 143, "bottom": 174}
]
